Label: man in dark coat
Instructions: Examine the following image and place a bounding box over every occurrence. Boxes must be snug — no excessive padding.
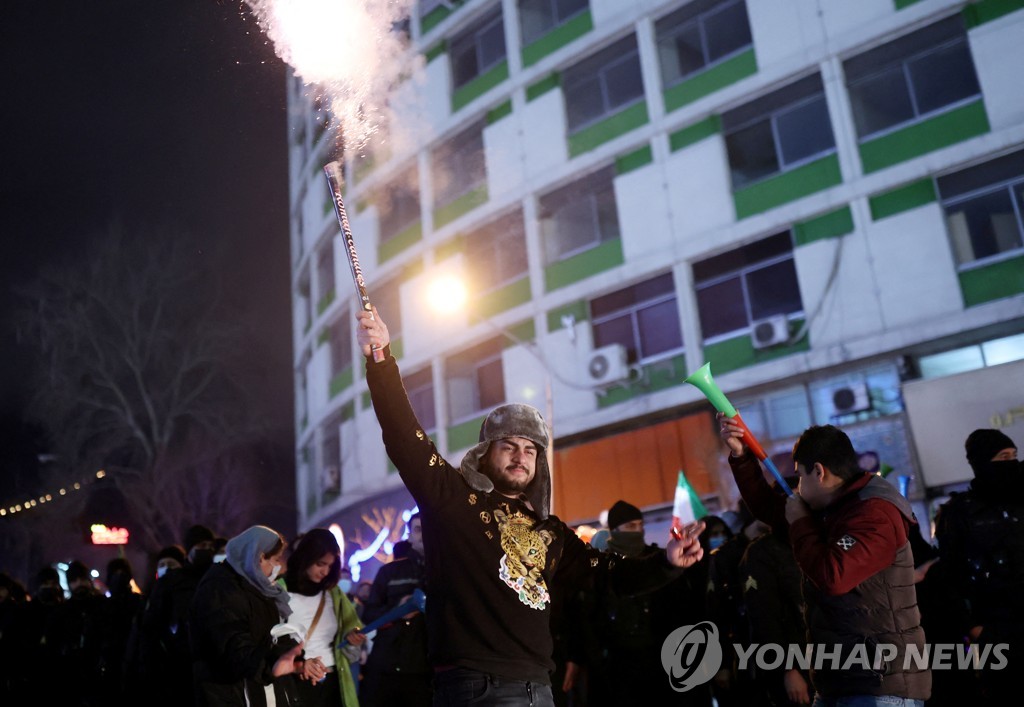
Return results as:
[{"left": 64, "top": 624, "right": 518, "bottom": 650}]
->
[
  {"left": 720, "top": 418, "right": 931, "bottom": 705},
  {"left": 356, "top": 308, "right": 706, "bottom": 707},
  {"left": 935, "top": 428, "right": 1022, "bottom": 699}
]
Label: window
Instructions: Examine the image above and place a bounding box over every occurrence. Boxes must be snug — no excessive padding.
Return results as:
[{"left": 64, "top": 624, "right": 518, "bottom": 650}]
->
[
  {"left": 722, "top": 74, "right": 835, "bottom": 189},
  {"left": 590, "top": 273, "right": 683, "bottom": 364},
  {"left": 320, "top": 415, "right": 342, "bottom": 497},
  {"left": 539, "top": 165, "right": 619, "bottom": 263},
  {"left": 404, "top": 367, "right": 437, "bottom": 432},
  {"left": 329, "top": 312, "right": 353, "bottom": 376},
  {"left": 693, "top": 232, "right": 803, "bottom": 340},
  {"left": 465, "top": 210, "right": 529, "bottom": 292},
  {"left": 918, "top": 333, "right": 1024, "bottom": 379},
  {"left": 845, "top": 16, "right": 980, "bottom": 140},
  {"left": 562, "top": 34, "right": 644, "bottom": 134},
  {"left": 655, "top": 0, "right": 752, "bottom": 88},
  {"left": 420, "top": 0, "right": 450, "bottom": 17},
  {"left": 938, "top": 150, "right": 1024, "bottom": 267},
  {"left": 450, "top": 7, "right": 506, "bottom": 90},
  {"left": 447, "top": 337, "right": 505, "bottom": 421},
  {"left": 519, "top": 0, "right": 588, "bottom": 45},
  {"left": 316, "top": 242, "right": 335, "bottom": 305},
  {"left": 378, "top": 164, "right": 420, "bottom": 243},
  {"left": 432, "top": 121, "right": 486, "bottom": 210}
]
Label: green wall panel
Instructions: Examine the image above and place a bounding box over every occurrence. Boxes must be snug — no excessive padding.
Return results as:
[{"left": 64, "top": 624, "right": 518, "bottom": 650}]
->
[
  {"left": 448, "top": 414, "right": 487, "bottom": 451},
  {"left": 391, "top": 337, "right": 405, "bottom": 361},
  {"left": 793, "top": 206, "right": 854, "bottom": 247},
  {"left": 424, "top": 41, "right": 447, "bottom": 64},
  {"left": 963, "top": 0, "right": 1024, "bottom": 28},
  {"left": 329, "top": 367, "right": 353, "bottom": 398},
  {"left": 378, "top": 220, "right": 423, "bottom": 264},
  {"left": 452, "top": 60, "right": 509, "bottom": 112},
  {"left": 433, "top": 185, "right": 489, "bottom": 229},
  {"left": 568, "top": 101, "right": 649, "bottom": 157},
  {"left": 420, "top": 5, "right": 452, "bottom": 34},
  {"left": 669, "top": 115, "right": 721, "bottom": 152},
  {"left": 546, "top": 300, "right": 589, "bottom": 333},
  {"left": 859, "top": 101, "right": 990, "bottom": 174},
  {"left": 615, "top": 145, "right": 653, "bottom": 175},
  {"left": 544, "top": 238, "right": 625, "bottom": 292},
  {"left": 702, "top": 321, "right": 809, "bottom": 375},
  {"left": 663, "top": 49, "right": 757, "bottom": 113},
  {"left": 526, "top": 73, "right": 561, "bottom": 102},
  {"left": 487, "top": 100, "right": 513, "bottom": 125},
  {"left": 521, "top": 10, "right": 593, "bottom": 67},
  {"left": 476, "top": 276, "right": 532, "bottom": 319},
  {"left": 733, "top": 154, "right": 842, "bottom": 219},
  {"left": 894, "top": 0, "right": 926, "bottom": 9},
  {"left": 317, "top": 289, "right": 336, "bottom": 315},
  {"left": 959, "top": 255, "right": 1024, "bottom": 307},
  {"left": 868, "top": 179, "right": 938, "bottom": 221}
]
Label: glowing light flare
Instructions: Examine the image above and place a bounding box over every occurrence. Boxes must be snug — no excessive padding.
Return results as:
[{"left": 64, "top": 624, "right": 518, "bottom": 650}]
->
[
  {"left": 90, "top": 524, "right": 130, "bottom": 545},
  {"left": 328, "top": 523, "right": 345, "bottom": 560},
  {"left": 426, "top": 275, "right": 468, "bottom": 316}
]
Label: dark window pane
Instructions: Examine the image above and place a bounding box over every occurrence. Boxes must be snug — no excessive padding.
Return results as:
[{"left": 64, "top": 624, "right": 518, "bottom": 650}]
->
[
  {"left": 477, "top": 358, "right": 505, "bottom": 409},
  {"left": 564, "top": 76, "right": 606, "bottom": 129},
  {"left": 670, "top": 23, "right": 705, "bottom": 80},
  {"left": 604, "top": 54, "right": 644, "bottom": 110},
  {"left": 450, "top": 40, "right": 479, "bottom": 88},
  {"left": 726, "top": 119, "right": 779, "bottom": 188},
  {"left": 907, "top": 40, "right": 980, "bottom": 116},
  {"left": 693, "top": 232, "right": 791, "bottom": 281},
  {"left": 478, "top": 19, "right": 507, "bottom": 71},
  {"left": 747, "top": 259, "right": 802, "bottom": 320},
  {"left": 945, "top": 189, "right": 1022, "bottom": 264},
  {"left": 703, "top": 1, "right": 752, "bottom": 64},
  {"left": 591, "top": 273, "right": 674, "bottom": 317},
  {"left": 697, "top": 278, "right": 748, "bottom": 339},
  {"left": 379, "top": 168, "right": 420, "bottom": 241},
  {"left": 775, "top": 95, "right": 835, "bottom": 166},
  {"left": 593, "top": 313, "right": 636, "bottom": 360},
  {"left": 848, "top": 65, "right": 915, "bottom": 137},
  {"left": 331, "top": 316, "right": 353, "bottom": 374},
  {"left": 405, "top": 368, "right": 436, "bottom": 431},
  {"left": 637, "top": 299, "right": 683, "bottom": 357},
  {"left": 937, "top": 149, "right": 1024, "bottom": 199},
  {"left": 519, "top": 0, "right": 557, "bottom": 45},
  {"left": 466, "top": 211, "right": 528, "bottom": 288}
]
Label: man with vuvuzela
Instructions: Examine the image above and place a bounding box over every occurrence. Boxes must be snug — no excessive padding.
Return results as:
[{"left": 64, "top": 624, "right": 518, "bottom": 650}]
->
[
  {"left": 357, "top": 308, "right": 706, "bottom": 707},
  {"left": 720, "top": 418, "right": 930, "bottom": 707}
]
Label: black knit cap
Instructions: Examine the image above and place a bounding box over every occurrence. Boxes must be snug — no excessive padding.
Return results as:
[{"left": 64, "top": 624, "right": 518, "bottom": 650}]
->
[
  {"left": 965, "top": 429, "right": 1016, "bottom": 472},
  {"left": 183, "top": 524, "right": 215, "bottom": 552},
  {"left": 607, "top": 500, "right": 643, "bottom": 530},
  {"left": 156, "top": 544, "right": 186, "bottom": 565}
]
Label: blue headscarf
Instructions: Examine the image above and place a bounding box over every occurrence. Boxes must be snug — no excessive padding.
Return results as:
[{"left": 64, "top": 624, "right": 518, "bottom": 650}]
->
[{"left": 225, "top": 525, "right": 292, "bottom": 619}]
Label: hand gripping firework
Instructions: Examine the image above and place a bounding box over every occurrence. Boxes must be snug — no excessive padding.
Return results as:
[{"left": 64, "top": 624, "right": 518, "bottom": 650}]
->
[{"left": 323, "top": 161, "right": 384, "bottom": 363}]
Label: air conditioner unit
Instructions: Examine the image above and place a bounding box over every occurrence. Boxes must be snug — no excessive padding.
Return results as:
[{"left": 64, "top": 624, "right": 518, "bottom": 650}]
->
[
  {"left": 829, "top": 382, "right": 872, "bottom": 417},
  {"left": 585, "top": 344, "right": 630, "bottom": 386},
  {"left": 751, "top": 315, "right": 790, "bottom": 350}
]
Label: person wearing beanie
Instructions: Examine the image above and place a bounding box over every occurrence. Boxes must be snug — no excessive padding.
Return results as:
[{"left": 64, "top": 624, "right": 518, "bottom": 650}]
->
[
  {"left": 155, "top": 544, "right": 187, "bottom": 579},
  {"left": 936, "top": 429, "right": 1022, "bottom": 698},
  {"left": 356, "top": 307, "right": 706, "bottom": 706},
  {"left": 140, "top": 524, "right": 219, "bottom": 707},
  {"left": 45, "top": 560, "right": 106, "bottom": 703}
]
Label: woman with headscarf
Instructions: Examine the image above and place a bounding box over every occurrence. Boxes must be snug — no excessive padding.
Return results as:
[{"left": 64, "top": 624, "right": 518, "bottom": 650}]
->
[
  {"left": 189, "top": 525, "right": 306, "bottom": 707},
  {"left": 278, "top": 528, "right": 365, "bottom": 707}
]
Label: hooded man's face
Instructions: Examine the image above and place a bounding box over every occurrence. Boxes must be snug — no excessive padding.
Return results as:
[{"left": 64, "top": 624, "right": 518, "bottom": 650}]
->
[{"left": 483, "top": 437, "right": 537, "bottom": 496}]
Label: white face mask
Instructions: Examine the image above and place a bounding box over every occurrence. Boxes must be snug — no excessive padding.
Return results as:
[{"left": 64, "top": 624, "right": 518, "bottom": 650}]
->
[
  {"left": 213, "top": 553, "right": 227, "bottom": 564},
  {"left": 338, "top": 578, "right": 353, "bottom": 594},
  {"left": 268, "top": 563, "right": 283, "bottom": 582},
  {"left": 156, "top": 565, "right": 169, "bottom": 579}
]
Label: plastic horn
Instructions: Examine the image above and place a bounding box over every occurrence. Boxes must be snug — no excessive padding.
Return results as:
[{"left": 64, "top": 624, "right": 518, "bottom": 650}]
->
[
  {"left": 684, "top": 362, "right": 793, "bottom": 496},
  {"left": 323, "top": 161, "right": 384, "bottom": 363},
  {"left": 338, "top": 588, "right": 426, "bottom": 648}
]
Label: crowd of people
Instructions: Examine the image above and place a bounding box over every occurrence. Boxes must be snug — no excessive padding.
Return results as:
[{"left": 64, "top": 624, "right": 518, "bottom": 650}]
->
[{"left": 0, "top": 307, "right": 1019, "bottom": 707}]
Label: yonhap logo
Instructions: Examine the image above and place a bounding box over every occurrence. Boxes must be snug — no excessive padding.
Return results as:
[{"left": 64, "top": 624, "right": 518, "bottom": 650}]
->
[{"left": 660, "top": 621, "right": 723, "bottom": 692}]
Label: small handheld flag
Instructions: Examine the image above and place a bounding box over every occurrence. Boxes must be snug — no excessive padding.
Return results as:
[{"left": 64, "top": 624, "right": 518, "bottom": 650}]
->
[{"left": 670, "top": 471, "right": 707, "bottom": 540}]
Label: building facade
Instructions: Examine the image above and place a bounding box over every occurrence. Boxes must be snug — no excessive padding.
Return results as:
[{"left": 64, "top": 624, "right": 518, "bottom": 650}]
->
[{"left": 287, "top": 0, "right": 1024, "bottom": 547}]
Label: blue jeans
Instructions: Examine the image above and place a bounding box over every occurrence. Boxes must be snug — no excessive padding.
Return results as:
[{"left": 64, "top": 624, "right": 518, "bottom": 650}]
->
[
  {"left": 433, "top": 668, "right": 554, "bottom": 707},
  {"left": 812, "top": 696, "right": 925, "bottom": 707}
]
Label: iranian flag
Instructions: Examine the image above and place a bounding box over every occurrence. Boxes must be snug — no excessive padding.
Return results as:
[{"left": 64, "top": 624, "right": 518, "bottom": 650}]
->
[{"left": 671, "top": 471, "right": 708, "bottom": 533}]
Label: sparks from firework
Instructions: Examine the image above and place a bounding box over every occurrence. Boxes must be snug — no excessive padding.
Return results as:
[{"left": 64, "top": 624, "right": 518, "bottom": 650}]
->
[{"left": 242, "top": 0, "right": 419, "bottom": 149}]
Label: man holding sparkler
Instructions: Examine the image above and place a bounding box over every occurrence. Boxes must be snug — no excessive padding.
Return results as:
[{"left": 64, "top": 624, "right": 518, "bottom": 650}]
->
[{"left": 356, "top": 308, "right": 705, "bottom": 706}]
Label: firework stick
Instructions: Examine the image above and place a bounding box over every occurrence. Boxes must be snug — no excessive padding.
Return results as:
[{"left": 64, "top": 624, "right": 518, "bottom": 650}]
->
[{"left": 323, "top": 161, "right": 384, "bottom": 363}]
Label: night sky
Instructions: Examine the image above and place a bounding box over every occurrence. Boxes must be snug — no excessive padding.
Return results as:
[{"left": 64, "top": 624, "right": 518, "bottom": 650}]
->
[{"left": 0, "top": 2, "right": 293, "bottom": 498}]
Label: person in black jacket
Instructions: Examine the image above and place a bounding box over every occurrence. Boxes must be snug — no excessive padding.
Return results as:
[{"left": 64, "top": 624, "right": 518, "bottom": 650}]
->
[
  {"left": 356, "top": 308, "right": 706, "bottom": 707},
  {"left": 360, "top": 532, "right": 430, "bottom": 707},
  {"left": 189, "top": 525, "right": 306, "bottom": 707},
  {"left": 935, "top": 429, "right": 1022, "bottom": 700}
]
